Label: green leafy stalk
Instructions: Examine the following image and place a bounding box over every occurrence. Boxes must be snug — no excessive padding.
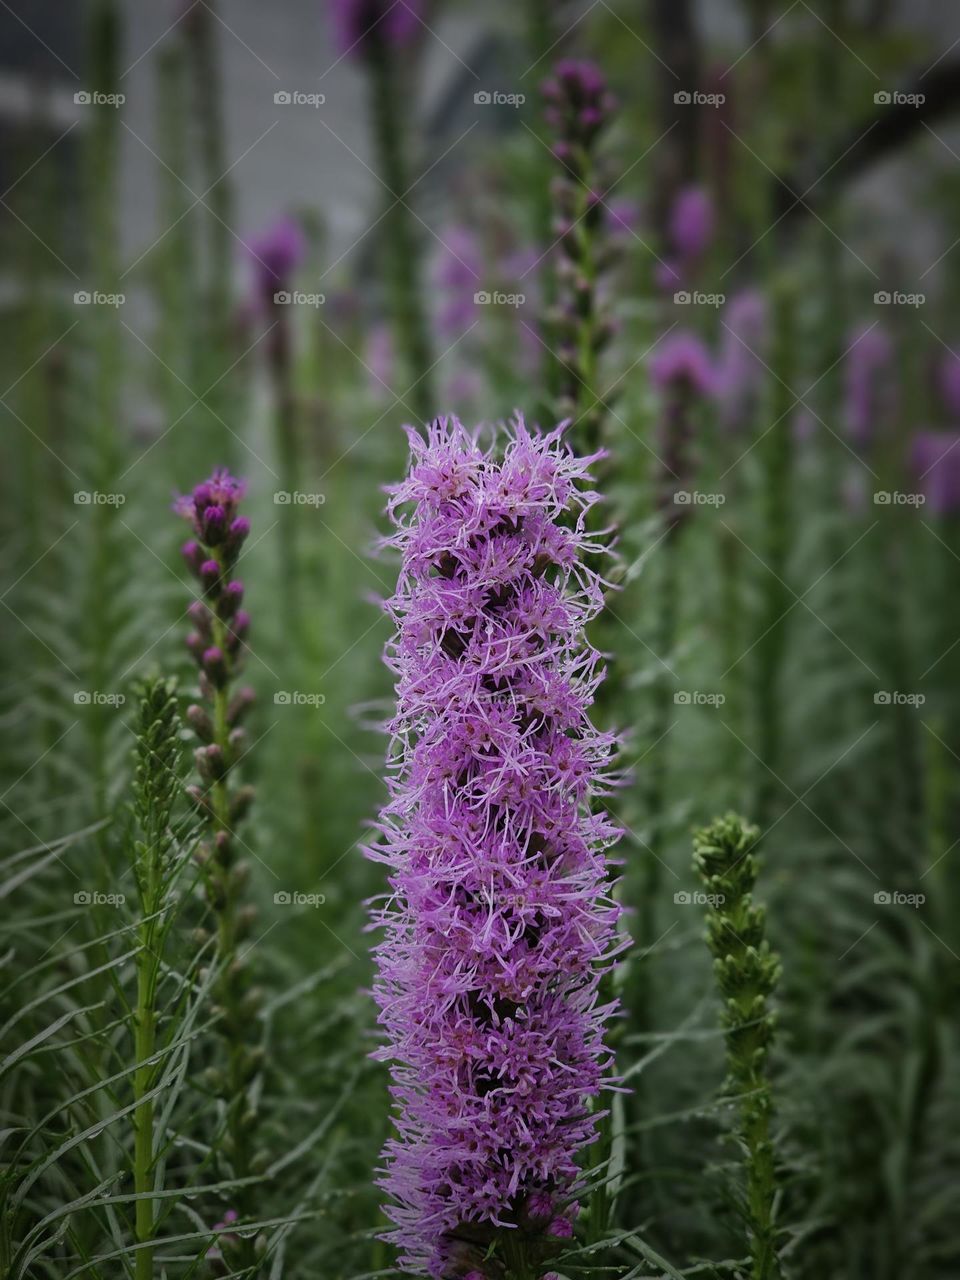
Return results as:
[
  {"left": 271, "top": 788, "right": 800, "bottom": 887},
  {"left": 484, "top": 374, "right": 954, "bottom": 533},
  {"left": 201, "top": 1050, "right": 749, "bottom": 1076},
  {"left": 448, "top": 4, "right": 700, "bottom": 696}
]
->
[
  {"left": 367, "top": 35, "right": 433, "bottom": 421},
  {"left": 693, "top": 813, "right": 782, "bottom": 1280},
  {"left": 130, "top": 676, "right": 183, "bottom": 1279}
]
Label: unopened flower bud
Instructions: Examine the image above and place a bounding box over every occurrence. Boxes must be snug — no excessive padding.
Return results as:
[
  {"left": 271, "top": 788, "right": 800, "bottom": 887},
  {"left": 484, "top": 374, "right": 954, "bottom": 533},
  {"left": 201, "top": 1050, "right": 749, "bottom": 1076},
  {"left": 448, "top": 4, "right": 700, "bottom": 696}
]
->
[
  {"left": 202, "top": 504, "right": 225, "bottom": 544},
  {"left": 227, "top": 687, "right": 256, "bottom": 725},
  {"left": 202, "top": 646, "right": 228, "bottom": 687},
  {"left": 200, "top": 559, "right": 221, "bottom": 593}
]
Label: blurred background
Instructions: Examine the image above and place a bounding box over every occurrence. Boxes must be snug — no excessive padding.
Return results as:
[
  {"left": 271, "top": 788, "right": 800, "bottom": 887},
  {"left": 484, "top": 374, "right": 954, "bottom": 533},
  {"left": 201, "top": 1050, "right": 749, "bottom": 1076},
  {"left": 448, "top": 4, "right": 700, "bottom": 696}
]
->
[{"left": 3, "top": 0, "right": 960, "bottom": 1276}]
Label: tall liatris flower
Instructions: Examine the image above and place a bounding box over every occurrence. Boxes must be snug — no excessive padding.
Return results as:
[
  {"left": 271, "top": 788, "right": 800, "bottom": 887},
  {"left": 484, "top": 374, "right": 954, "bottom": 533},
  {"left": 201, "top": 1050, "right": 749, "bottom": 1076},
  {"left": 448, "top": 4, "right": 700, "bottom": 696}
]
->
[
  {"left": 367, "top": 417, "right": 624, "bottom": 1279},
  {"left": 176, "top": 469, "right": 264, "bottom": 1267},
  {"left": 541, "top": 60, "right": 618, "bottom": 451}
]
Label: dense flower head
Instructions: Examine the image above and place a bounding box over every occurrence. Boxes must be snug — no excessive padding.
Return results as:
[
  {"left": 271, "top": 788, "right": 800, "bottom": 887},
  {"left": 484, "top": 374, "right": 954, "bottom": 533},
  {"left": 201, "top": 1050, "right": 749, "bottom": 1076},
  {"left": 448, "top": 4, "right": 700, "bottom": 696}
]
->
[
  {"left": 844, "top": 324, "right": 895, "bottom": 446},
  {"left": 328, "top": 0, "right": 423, "bottom": 58},
  {"left": 911, "top": 431, "right": 960, "bottom": 515},
  {"left": 541, "top": 60, "right": 615, "bottom": 162},
  {"left": 649, "top": 330, "right": 717, "bottom": 397},
  {"left": 244, "top": 214, "right": 306, "bottom": 295},
  {"left": 367, "top": 415, "right": 624, "bottom": 1277}
]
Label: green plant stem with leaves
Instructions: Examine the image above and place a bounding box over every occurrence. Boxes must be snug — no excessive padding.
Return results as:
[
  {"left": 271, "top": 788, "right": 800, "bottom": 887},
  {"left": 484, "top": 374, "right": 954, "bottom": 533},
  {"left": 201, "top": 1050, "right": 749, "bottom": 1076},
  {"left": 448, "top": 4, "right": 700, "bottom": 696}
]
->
[
  {"left": 693, "top": 813, "right": 782, "bottom": 1280},
  {"left": 131, "top": 677, "right": 184, "bottom": 1279},
  {"left": 367, "top": 35, "right": 433, "bottom": 422}
]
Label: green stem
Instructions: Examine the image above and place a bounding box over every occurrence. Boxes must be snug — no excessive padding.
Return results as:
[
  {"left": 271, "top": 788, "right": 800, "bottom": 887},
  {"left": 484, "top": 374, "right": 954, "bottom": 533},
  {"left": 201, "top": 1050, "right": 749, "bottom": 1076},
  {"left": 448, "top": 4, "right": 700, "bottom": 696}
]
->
[{"left": 368, "top": 37, "right": 433, "bottom": 420}]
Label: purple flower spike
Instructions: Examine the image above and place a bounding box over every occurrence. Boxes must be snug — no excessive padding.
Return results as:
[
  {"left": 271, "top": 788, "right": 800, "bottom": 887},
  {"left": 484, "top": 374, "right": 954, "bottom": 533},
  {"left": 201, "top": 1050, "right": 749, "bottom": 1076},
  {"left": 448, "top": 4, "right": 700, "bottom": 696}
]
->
[
  {"left": 328, "top": 0, "right": 423, "bottom": 59},
  {"left": 649, "top": 331, "right": 717, "bottom": 397},
  {"left": 669, "top": 184, "right": 714, "bottom": 262},
  {"left": 844, "top": 325, "right": 896, "bottom": 447},
  {"left": 911, "top": 431, "right": 960, "bottom": 515},
  {"left": 716, "top": 288, "right": 769, "bottom": 427},
  {"left": 367, "top": 415, "right": 625, "bottom": 1277},
  {"left": 245, "top": 214, "right": 305, "bottom": 295}
]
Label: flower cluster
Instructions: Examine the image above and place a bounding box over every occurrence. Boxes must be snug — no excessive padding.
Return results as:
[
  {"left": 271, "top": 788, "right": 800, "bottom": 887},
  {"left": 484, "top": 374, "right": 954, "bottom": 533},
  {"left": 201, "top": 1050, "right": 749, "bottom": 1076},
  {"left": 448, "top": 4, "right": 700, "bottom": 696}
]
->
[
  {"left": 328, "top": 0, "right": 422, "bottom": 59},
  {"left": 542, "top": 61, "right": 619, "bottom": 450},
  {"left": 367, "top": 417, "right": 624, "bottom": 1278}
]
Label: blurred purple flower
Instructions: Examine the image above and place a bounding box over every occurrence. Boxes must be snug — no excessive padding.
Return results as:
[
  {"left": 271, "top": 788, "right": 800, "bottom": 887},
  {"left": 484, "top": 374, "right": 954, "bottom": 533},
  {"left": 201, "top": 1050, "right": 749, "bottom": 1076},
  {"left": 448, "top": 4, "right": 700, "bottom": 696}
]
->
[
  {"left": 649, "top": 330, "right": 717, "bottom": 397},
  {"left": 911, "top": 431, "right": 960, "bottom": 515},
  {"left": 367, "top": 416, "right": 624, "bottom": 1277},
  {"left": 608, "top": 197, "right": 642, "bottom": 238},
  {"left": 937, "top": 351, "right": 960, "bottom": 421},
  {"left": 244, "top": 215, "right": 306, "bottom": 297},
  {"left": 844, "top": 325, "right": 895, "bottom": 447},
  {"left": 716, "top": 288, "right": 768, "bottom": 426},
  {"left": 366, "top": 323, "right": 396, "bottom": 392},
  {"left": 432, "top": 226, "right": 484, "bottom": 338},
  {"left": 669, "top": 185, "right": 714, "bottom": 262},
  {"left": 328, "top": 0, "right": 423, "bottom": 58}
]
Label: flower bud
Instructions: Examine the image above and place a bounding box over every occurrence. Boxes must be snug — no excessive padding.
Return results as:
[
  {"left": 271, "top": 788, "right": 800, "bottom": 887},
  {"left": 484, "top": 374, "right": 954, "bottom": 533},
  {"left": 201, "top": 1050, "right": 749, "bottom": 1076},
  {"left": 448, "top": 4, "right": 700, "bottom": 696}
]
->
[
  {"left": 202, "top": 503, "right": 226, "bottom": 544},
  {"left": 186, "top": 703, "right": 214, "bottom": 741},
  {"left": 200, "top": 559, "right": 221, "bottom": 593},
  {"left": 230, "top": 784, "right": 255, "bottom": 823},
  {"left": 202, "top": 646, "right": 228, "bottom": 687},
  {"left": 218, "top": 579, "right": 244, "bottom": 619},
  {"left": 227, "top": 687, "right": 256, "bottom": 725}
]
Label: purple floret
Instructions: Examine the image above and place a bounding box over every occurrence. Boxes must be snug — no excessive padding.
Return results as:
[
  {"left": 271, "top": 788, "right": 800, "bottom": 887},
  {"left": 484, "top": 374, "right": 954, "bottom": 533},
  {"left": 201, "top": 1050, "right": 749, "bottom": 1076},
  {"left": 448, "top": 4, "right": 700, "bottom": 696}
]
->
[
  {"left": 328, "top": 0, "right": 423, "bottom": 58},
  {"left": 911, "top": 431, "right": 960, "bottom": 515},
  {"left": 649, "top": 330, "right": 717, "bottom": 397},
  {"left": 366, "top": 415, "right": 625, "bottom": 1277}
]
